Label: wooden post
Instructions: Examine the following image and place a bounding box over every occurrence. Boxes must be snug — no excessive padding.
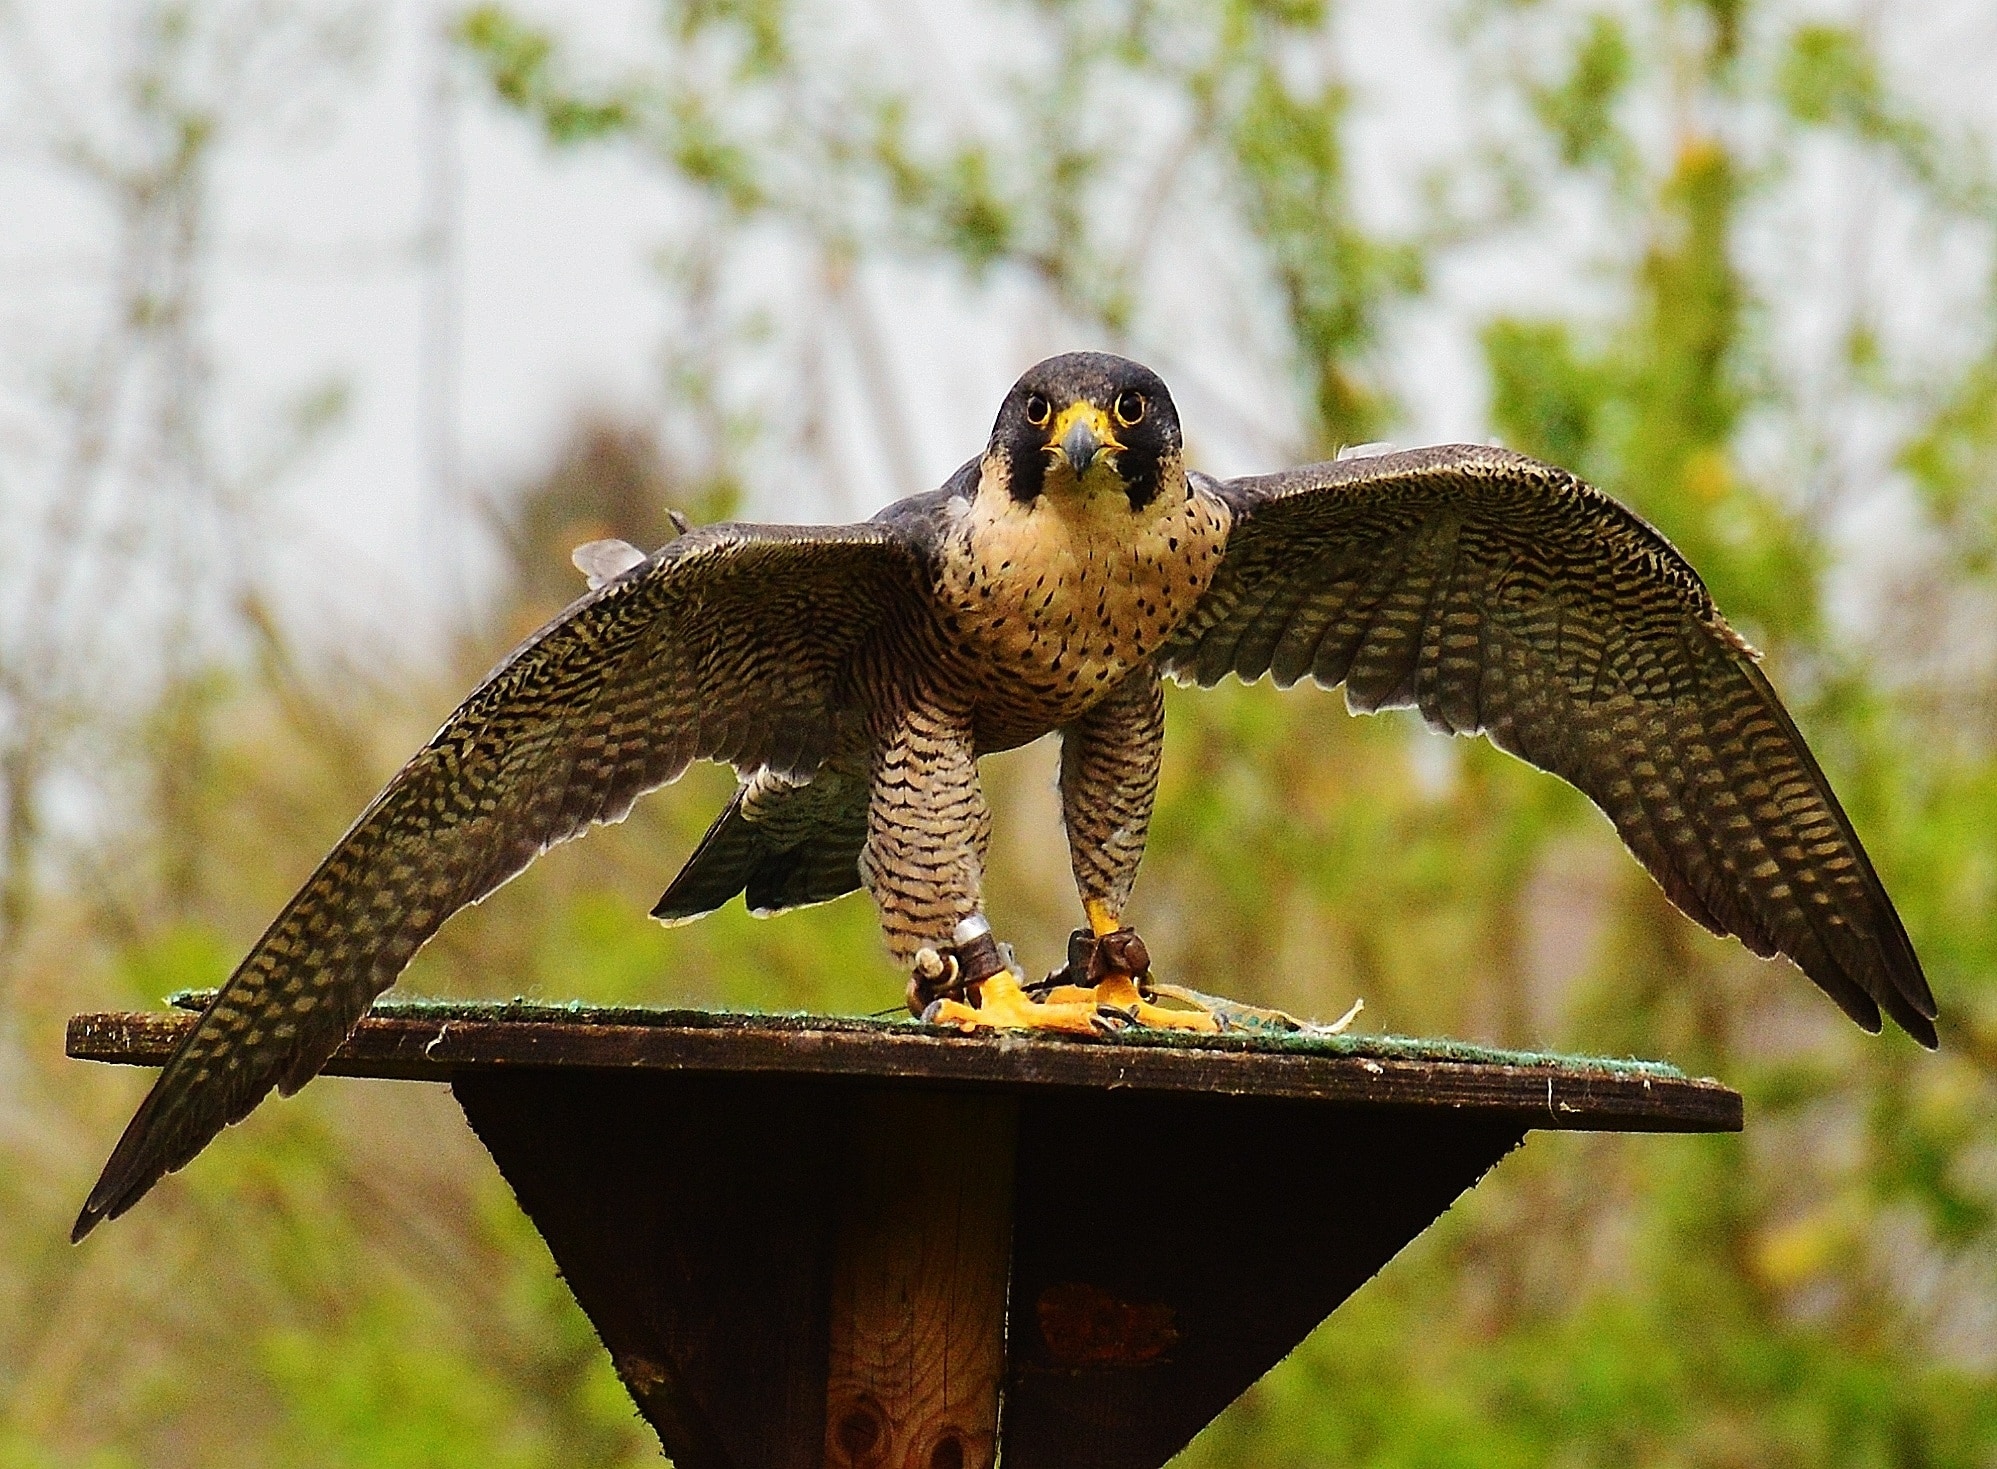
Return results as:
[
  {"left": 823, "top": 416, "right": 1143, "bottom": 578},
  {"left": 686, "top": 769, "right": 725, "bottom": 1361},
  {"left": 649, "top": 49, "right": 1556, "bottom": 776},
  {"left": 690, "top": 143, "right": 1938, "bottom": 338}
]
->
[
  {"left": 823, "top": 1092, "right": 1018, "bottom": 1469},
  {"left": 68, "top": 1005, "right": 1743, "bottom": 1467}
]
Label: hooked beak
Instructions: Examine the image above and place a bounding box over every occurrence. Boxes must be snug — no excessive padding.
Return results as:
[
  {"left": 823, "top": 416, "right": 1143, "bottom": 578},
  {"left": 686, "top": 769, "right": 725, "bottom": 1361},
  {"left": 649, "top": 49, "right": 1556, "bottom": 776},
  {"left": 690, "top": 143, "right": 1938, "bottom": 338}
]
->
[{"left": 1057, "top": 416, "right": 1104, "bottom": 477}]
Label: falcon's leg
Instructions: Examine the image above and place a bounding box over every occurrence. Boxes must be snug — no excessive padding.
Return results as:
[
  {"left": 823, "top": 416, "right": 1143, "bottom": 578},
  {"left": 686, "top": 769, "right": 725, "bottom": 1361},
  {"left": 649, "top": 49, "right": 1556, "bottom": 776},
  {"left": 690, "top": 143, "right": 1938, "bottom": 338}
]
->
[
  {"left": 1052, "top": 671, "right": 1219, "bottom": 1034},
  {"left": 866, "top": 699, "right": 1101, "bottom": 1033}
]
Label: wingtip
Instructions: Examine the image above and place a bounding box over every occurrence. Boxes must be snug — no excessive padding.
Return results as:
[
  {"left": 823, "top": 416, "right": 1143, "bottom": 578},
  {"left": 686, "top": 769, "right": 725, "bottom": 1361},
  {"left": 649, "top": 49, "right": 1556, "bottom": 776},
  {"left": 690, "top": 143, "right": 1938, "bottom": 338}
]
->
[
  {"left": 1876, "top": 946, "right": 1939, "bottom": 1050},
  {"left": 70, "top": 1175, "right": 133, "bottom": 1244},
  {"left": 71, "top": 1067, "right": 186, "bottom": 1243},
  {"left": 71, "top": 1161, "right": 145, "bottom": 1242},
  {"left": 1815, "top": 960, "right": 1939, "bottom": 1049}
]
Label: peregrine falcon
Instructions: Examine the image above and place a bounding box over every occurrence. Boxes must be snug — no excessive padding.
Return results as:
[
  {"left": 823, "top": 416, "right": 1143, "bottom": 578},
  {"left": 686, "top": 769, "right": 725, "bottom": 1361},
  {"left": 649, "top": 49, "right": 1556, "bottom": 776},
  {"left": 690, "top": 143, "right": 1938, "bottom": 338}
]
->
[{"left": 73, "top": 352, "right": 1936, "bottom": 1239}]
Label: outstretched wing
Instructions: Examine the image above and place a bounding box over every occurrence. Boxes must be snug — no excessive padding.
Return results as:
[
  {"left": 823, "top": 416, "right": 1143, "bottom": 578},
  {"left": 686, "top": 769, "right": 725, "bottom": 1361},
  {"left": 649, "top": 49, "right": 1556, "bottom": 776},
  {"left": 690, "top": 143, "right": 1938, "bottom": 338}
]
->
[
  {"left": 1159, "top": 444, "right": 1936, "bottom": 1046},
  {"left": 76, "top": 522, "right": 928, "bottom": 1239}
]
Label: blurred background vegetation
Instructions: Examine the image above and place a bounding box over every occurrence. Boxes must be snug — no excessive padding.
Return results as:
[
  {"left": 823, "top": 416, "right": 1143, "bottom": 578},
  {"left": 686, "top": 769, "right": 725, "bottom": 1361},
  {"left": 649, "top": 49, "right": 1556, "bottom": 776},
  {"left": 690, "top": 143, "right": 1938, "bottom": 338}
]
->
[{"left": 5, "top": 0, "right": 1997, "bottom": 1463}]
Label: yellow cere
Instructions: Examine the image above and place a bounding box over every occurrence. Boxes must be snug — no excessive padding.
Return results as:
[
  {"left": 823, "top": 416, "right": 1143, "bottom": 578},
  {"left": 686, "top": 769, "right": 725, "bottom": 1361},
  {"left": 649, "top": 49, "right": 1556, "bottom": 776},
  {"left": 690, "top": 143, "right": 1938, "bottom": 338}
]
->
[{"left": 1046, "top": 402, "right": 1122, "bottom": 480}]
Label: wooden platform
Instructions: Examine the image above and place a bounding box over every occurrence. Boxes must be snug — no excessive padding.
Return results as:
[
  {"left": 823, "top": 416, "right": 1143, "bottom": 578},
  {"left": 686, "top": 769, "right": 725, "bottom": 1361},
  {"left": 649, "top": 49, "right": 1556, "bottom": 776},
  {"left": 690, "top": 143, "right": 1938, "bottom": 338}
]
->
[{"left": 71, "top": 1002, "right": 1740, "bottom": 1469}]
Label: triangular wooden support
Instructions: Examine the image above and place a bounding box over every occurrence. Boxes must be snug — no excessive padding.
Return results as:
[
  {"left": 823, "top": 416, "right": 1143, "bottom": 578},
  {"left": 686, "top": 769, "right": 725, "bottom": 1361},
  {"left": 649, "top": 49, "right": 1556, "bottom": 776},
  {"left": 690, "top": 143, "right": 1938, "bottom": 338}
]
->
[{"left": 69, "top": 1006, "right": 1740, "bottom": 1469}]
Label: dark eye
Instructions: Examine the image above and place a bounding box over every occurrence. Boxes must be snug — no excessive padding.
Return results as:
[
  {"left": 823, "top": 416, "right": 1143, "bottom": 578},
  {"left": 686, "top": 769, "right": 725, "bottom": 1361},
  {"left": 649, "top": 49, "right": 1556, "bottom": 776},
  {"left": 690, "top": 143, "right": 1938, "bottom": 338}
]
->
[
  {"left": 1024, "top": 393, "right": 1051, "bottom": 427},
  {"left": 1113, "top": 390, "right": 1145, "bottom": 427}
]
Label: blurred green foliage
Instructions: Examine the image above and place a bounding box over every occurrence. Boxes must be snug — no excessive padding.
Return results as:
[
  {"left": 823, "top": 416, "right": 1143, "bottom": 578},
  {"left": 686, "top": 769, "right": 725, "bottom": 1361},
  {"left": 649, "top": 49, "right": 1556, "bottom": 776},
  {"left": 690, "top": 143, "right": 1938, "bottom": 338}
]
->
[{"left": 10, "top": 0, "right": 1997, "bottom": 1464}]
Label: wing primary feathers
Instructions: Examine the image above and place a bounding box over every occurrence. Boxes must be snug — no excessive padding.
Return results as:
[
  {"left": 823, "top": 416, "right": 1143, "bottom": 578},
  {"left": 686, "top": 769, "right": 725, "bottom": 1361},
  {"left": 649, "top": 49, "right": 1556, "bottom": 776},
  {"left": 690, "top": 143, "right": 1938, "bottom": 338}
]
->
[
  {"left": 1162, "top": 444, "right": 1937, "bottom": 1046},
  {"left": 74, "top": 523, "right": 926, "bottom": 1240},
  {"left": 1733, "top": 659, "right": 1934, "bottom": 1041}
]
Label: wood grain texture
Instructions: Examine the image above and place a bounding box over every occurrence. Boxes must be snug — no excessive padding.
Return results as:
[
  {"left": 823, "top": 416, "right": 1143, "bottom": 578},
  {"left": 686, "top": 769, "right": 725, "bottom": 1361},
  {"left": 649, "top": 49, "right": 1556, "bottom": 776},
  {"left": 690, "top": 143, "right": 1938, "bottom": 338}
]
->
[
  {"left": 453, "top": 1070, "right": 849, "bottom": 1469},
  {"left": 64, "top": 1027, "right": 1744, "bottom": 1466},
  {"left": 1002, "top": 1091, "right": 1525, "bottom": 1468},
  {"left": 823, "top": 1092, "right": 1017, "bottom": 1469},
  {"left": 68, "top": 1008, "right": 1743, "bottom": 1133},
  {"left": 441, "top": 1065, "right": 1538, "bottom": 1468}
]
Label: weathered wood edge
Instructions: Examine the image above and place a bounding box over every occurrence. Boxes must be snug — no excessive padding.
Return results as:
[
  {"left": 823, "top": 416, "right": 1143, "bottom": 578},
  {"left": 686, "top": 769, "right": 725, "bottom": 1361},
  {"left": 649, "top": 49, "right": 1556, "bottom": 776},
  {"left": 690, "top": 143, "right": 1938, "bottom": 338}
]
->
[{"left": 67, "top": 1010, "right": 1742, "bottom": 1133}]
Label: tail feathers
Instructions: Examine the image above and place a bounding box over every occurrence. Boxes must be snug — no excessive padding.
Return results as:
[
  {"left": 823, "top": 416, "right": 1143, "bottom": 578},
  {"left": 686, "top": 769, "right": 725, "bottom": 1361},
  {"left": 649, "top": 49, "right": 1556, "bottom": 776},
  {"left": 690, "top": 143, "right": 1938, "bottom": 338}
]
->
[
  {"left": 742, "top": 831, "right": 865, "bottom": 916},
  {"left": 653, "top": 787, "right": 866, "bottom": 923},
  {"left": 652, "top": 789, "right": 760, "bottom": 923}
]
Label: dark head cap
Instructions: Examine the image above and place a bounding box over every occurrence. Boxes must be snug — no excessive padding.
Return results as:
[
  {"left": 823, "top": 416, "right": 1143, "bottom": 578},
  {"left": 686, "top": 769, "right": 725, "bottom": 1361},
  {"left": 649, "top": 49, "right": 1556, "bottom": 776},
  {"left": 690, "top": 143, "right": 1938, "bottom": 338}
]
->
[{"left": 988, "top": 353, "right": 1182, "bottom": 511}]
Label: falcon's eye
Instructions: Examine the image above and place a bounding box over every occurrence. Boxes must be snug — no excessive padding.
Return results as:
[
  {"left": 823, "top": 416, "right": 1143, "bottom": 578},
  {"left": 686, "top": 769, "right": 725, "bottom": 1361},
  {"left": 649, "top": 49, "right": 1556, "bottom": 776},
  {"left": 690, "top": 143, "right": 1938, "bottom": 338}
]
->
[
  {"left": 1113, "top": 390, "right": 1146, "bottom": 428},
  {"left": 1024, "top": 394, "right": 1051, "bottom": 427}
]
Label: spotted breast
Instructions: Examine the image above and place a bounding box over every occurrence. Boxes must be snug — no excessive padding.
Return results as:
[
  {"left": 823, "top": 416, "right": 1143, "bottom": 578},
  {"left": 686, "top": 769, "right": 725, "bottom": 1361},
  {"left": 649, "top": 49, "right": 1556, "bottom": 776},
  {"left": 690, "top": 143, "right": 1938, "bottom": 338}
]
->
[{"left": 937, "top": 468, "right": 1231, "bottom": 745}]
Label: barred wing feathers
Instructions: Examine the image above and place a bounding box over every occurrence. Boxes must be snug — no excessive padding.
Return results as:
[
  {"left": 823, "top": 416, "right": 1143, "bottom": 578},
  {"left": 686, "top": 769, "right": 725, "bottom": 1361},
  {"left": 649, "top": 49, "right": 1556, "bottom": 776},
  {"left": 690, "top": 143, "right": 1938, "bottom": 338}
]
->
[
  {"left": 75, "top": 522, "right": 927, "bottom": 1239},
  {"left": 1160, "top": 445, "right": 1935, "bottom": 1046}
]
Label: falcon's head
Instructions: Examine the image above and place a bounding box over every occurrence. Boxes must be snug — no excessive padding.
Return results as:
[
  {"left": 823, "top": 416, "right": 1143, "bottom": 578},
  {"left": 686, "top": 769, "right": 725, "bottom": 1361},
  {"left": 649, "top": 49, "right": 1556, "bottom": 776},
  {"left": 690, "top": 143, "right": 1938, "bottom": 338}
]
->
[{"left": 986, "top": 353, "right": 1183, "bottom": 514}]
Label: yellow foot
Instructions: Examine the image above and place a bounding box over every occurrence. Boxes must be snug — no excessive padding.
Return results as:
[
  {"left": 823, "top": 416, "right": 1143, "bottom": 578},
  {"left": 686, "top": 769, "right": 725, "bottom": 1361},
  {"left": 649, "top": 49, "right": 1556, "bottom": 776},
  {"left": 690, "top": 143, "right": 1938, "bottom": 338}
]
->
[
  {"left": 919, "top": 912, "right": 1223, "bottom": 1036},
  {"left": 1090, "top": 974, "right": 1221, "bottom": 1033},
  {"left": 927, "top": 970, "right": 1104, "bottom": 1035},
  {"left": 926, "top": 970, "right": 1222, "bottom": 1036}
]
